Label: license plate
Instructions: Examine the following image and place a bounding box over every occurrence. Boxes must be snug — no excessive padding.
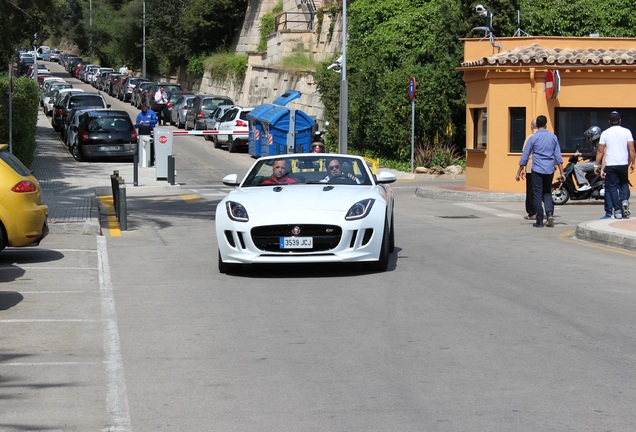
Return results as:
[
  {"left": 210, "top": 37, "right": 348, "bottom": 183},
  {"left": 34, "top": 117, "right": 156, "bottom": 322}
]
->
[
  {"left": 99, "top": 146, "right": 121, "bottom": 151},
  {"left": 280, "top": 236, "right": 313, "bottom": 249}
]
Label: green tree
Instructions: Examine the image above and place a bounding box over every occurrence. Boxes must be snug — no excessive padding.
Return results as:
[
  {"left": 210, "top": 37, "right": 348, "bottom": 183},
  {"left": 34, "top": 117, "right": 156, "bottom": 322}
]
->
[
  {"left": 0, "top": 0, "right": 62, "bottom": 65},
  {"left": 520, "top": 0, "right": 636, "bottom": 37}
]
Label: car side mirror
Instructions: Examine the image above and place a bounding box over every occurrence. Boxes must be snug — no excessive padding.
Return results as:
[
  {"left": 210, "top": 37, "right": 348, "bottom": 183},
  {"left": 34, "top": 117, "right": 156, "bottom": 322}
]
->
[
  {"left": 107, "top": 104, "right": 111, "bottom": 108},
  {"left": 222, "top": 174, "right": 240, "bottom": 187},
  {"left": 375, "top": 171, "right": 397, "bottom": 184}
]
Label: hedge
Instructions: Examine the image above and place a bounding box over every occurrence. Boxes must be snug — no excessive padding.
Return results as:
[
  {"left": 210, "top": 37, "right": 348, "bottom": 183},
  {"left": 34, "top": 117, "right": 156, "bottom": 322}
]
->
[{"left": 0, "top": 74, "right": 40, "bottom": 167}]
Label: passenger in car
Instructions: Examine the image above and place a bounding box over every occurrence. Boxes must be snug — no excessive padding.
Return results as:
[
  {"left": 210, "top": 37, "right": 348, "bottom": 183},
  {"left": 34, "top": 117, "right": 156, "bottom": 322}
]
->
[{"left": 260, "top": 159, "right": 299, "bottom": 185}]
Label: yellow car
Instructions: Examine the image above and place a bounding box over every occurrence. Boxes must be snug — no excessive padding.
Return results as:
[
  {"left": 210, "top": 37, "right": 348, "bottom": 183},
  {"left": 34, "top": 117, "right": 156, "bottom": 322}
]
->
[{"left": 0, "top": 144, "right": 49, "bottom": 251}]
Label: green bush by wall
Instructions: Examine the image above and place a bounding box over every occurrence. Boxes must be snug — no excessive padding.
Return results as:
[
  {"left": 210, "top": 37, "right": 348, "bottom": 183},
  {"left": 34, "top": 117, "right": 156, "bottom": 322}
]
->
[{"left": 0, "top": 75, "right": 39, "bottom": 167}]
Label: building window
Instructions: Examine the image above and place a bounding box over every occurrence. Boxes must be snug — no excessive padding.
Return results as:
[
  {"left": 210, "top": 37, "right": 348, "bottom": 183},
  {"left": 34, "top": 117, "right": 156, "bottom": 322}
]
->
[
  {"left": 474, "top": 108, "right": 487, "bottom": 149},
  {"left": 555, "top": 108, "right": 636, "bottom": 153},
  {"left": 510, "top": 108, "right": 526, "bottom": 153}
]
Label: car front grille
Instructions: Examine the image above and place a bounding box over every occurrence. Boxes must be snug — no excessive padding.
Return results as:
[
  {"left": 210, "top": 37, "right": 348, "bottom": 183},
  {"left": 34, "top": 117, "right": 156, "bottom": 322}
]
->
[{"left": 251, "top": 224, "right": 342, "bottom": 252}]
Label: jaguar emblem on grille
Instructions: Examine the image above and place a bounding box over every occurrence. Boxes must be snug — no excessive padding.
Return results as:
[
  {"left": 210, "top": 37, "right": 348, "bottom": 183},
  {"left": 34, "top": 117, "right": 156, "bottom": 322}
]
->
[{"left": 291, "top": 226, "right": 301, "bottom": 235}]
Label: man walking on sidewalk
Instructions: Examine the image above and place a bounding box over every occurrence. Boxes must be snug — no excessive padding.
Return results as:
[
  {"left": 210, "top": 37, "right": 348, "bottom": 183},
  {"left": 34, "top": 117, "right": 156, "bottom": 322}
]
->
[
  {"left": 516, "top": 115, "right": 565, "bottom": 228},
  {"left": 595, "top": 111, "right": 635, "bottom": 219}
]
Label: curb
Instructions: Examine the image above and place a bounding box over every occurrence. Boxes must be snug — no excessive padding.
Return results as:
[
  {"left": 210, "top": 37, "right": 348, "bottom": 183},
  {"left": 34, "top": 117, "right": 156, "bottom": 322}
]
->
[{"left": 575, "top": 220, "right": 636, "bottom": 251}]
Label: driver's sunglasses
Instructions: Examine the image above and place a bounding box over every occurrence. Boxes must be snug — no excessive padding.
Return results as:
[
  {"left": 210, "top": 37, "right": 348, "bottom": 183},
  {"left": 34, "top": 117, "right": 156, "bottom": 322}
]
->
[{"left": 328, "top": 165, "right": 341, "bottom": 170}]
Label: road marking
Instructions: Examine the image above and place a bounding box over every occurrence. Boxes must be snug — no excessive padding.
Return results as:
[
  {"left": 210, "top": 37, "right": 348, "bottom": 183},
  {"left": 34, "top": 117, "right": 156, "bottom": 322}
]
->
[
  {"left": 180, "top": 193, "right": 206, "bottom": 203},
  {"left": 98, "top": 195, "right": 122, "bottom": 237},
  {"left": 455, "top": 202, "right": 520, "bottom": 218},
  {"left": 97, "top": 236, "right": 131, "bottom": 432},
  {"left": 4, "top": 361, "right": 100, "bottom": 367},
  {"left": 1, "top": 266, "right": 97, "bottom": 270},
  {"left": 560, "top": 229, "right": 636, "bottom": 257},
  {"left": 0, "top": 319, "right": 100, "bottom": 323}
]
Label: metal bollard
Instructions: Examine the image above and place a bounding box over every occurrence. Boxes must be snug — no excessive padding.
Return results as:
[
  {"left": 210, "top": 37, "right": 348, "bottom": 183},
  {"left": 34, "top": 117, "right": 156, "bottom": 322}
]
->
[
  {"left": 111, "top": 171, "right": 120, "bottom": 215},
  {"left": 133, "top": 154, "right": 139, "bottom": 186},
  {"left": 168, "top": 155, "right": 175, "bottom": 185},
  {"left": 117, "top": 178, "right": 127, "bottom": 231}
]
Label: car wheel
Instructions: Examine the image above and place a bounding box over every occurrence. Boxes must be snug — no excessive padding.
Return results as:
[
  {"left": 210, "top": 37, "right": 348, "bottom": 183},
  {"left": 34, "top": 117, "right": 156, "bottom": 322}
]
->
[
  {"left": 218, "top": 250, "right": 240, "bottom": 274},
  {"left": 370, "top": 219, "right": 390, "bottom": 272},
  {"left": 0, "top": 224, "right": 6, "bottom": 251},
  {"left": 388, "top": 211, "right": 395, "bottom": 253},
  {"left": 177, "top": 117, "right": 184, "bottom": 129},
  {"left": 213, "top": 136, "right": 221, "bottom": 149},
  {"left": 228, "top": 136, "right": 236, "bottom": 153},
  {"left": 71, "top": 142, "right": 85, "bottom": 162},
  {"left": 551, "top": 182, "right": 569, "bottom": 205}
]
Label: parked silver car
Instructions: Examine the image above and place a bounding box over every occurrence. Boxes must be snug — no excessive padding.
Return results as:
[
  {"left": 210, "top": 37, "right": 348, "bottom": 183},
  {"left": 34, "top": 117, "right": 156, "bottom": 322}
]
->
[
  {"left": 204, "top": 104, "right": 234, "bottom": 145},
  {"left": 170, "top": 94, "right": 195, "bottom": 129}
]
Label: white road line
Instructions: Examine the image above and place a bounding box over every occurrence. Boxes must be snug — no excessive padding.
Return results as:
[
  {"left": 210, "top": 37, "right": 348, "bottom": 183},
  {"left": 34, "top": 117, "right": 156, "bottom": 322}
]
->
[
  {"left": 0, "top": 319, "right": 100, "bottom": 323},
  {"left": 0, "top": 266, "right": 98, "bottom": 270},
  {"left": 97, "top": 236, "right": 132, "bottom": 432},
  {"left": 455, "top": 202, "right": 520, "bottom": 218},
  {"left": 5, "top": 361, "right": 100, "bottom": 367}
]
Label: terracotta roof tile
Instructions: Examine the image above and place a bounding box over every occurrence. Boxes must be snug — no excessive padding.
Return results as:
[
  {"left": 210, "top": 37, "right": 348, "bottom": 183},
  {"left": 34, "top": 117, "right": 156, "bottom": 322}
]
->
[{"left": 461, "top": 43, "right": 636, "bottom": 67}]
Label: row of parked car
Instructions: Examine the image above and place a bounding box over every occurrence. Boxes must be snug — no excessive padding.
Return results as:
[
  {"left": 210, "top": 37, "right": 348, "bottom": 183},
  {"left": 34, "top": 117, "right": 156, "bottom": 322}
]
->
[
  {"left": 46, "top": 52, "right": 255, "bottom": 154},
  {"left": 35, "top": 67, "right": 139, "bottom": 162}
]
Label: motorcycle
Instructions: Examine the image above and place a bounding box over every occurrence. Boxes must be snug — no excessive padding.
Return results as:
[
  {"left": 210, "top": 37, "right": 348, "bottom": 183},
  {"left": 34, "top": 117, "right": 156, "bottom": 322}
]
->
[
  {"left": 551, "top": 146, "right": 604, "bottom": 205},
  {"left": 310, "top": 130, "right": 327, "bottom": 153}
]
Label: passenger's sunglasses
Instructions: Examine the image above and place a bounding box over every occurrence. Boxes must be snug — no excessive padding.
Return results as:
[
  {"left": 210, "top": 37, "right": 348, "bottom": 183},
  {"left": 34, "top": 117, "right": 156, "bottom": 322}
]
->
[{"left": 328, "top": 165, "right": 340, "bottom": 170}]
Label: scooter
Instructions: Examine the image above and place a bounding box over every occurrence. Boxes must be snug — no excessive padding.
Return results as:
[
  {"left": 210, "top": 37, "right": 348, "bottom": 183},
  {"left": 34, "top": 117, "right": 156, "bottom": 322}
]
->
[
  {"left": 310, "top": 130, "right": 327, "bottom": 153},
  {"left": 551, "top": 148, "right": 604, "bottom": 205}
]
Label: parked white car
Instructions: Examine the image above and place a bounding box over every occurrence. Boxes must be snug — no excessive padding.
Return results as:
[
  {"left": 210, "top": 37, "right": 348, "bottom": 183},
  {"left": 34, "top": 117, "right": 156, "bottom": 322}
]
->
[{"left": 214, "top": 106, "right": 253, "bottom": 153}]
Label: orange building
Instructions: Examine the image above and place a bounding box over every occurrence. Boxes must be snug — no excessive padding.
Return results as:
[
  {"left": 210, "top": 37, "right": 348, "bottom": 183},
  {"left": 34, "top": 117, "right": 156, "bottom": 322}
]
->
[{"left": 460, "top": 36, "right": 636, "bottom": 192}]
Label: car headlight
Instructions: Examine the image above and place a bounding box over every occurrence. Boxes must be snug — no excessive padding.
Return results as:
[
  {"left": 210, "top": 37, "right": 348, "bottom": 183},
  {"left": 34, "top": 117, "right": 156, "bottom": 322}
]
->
[
  {"left": 345, "top": 199, "right": 375, "bottom": 220},
  {"left": 226, "top": 201, "right": 249, "bottom": 222}
]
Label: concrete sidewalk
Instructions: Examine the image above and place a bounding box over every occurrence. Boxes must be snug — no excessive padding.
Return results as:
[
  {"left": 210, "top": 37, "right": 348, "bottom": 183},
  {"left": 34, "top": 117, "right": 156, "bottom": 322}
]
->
[
  {"left": 31, "top": 111, "right": 180, "bottom": 235},
  {"left": 29, "top": 110, "right": 636, "bottom": 253}
]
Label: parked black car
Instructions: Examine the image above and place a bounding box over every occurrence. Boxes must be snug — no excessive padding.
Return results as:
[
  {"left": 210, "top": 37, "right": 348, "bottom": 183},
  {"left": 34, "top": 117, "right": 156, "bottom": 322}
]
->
[
  {"left": 185, "top": 95, "right": 234, "bottom": 130},
  {"left": 59, "top": 92, "right": 110, "bottom": 141},
  {"left": 145, "top": 82, "right": 183, "bottom": 113},
  {"left": 70, "top": 110, "right": 138, "bottom": 162},
  {"left": 118, "top": 77, "right": 148, "bottom": 102}
]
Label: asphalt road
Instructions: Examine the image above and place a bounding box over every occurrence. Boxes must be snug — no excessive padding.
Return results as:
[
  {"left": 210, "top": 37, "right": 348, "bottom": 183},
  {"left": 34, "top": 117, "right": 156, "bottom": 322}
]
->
[{"left": 2, "top": 62, "right": 636, "bottom": 432}]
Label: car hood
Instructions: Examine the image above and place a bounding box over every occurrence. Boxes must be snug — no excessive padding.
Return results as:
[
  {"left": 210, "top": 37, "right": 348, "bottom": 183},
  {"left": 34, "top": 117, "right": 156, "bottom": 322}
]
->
[{"left": 225, "top": 184, "right": 384, "bottom": 215}]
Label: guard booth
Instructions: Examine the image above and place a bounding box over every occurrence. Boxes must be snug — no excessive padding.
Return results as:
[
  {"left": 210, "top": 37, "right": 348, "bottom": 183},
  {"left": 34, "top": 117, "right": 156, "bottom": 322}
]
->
[{"left": 247, "top": 90, "right": 315, "bottom": 157}]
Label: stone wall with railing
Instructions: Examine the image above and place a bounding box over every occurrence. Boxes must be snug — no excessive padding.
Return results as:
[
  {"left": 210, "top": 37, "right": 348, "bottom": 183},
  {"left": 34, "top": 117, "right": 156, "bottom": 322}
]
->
[{"left": 172, "top": 0, "right": 342, "bottom": 126}]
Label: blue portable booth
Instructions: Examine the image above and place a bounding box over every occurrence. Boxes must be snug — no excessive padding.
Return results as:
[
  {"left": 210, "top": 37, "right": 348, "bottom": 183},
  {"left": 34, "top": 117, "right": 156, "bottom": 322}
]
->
[{"left": 247, "top": 91, "right": 316, "bottom": 157}]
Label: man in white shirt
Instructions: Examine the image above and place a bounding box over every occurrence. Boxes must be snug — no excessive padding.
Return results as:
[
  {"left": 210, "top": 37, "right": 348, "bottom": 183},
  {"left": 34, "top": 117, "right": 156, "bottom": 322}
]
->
[
  {"left": 595, "top": 111, "right": 636, "bottom": 219},
  {"left": 154, "top": 86, "right": 168, "bottom": 125}
]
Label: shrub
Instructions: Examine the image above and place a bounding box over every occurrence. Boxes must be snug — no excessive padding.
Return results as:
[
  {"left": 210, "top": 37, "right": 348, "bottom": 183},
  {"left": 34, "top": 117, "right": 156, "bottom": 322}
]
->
[{"left": 0, "top": 75, "right": 39, "bottom": 167}]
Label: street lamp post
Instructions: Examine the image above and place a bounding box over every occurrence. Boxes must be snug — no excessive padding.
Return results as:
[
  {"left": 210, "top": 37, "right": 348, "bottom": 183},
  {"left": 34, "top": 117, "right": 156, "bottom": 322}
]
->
[
  {"left": 338, "top": 0, "right": 348, "bottom": 154},
  {"left": 89, "top": 0, "right": 93, "bottom": 63},
  {"left": 142, "top": 0, "right": 146, "bottom": 78}
]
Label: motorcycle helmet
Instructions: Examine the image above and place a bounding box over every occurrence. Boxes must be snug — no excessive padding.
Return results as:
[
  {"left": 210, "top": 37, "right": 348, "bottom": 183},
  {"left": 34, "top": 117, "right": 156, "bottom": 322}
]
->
[{"left": 584, "top": 126, "right": 601, "bottom": 145}]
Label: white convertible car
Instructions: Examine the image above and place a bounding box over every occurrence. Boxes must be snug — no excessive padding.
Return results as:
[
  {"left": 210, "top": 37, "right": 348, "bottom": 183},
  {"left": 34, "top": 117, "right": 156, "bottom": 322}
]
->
[{"left": 216, "top": 153, "right": 397, "bottom": 273}]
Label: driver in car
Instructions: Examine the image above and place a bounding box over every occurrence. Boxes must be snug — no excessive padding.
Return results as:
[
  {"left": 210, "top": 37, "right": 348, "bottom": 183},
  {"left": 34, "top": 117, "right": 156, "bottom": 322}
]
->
[
  {"left": 321, "top": 158, "right": 361, "bottom": 183},
  {"left": 260, "top": 158, "right": 299, "bottom": 185}
]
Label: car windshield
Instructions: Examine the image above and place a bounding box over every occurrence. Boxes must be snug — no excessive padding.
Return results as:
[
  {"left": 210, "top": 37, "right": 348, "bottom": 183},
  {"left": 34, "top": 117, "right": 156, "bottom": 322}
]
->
[
  {"left": 88, "top": 117, "right": 132, "bottom": 132},
  {"left": 72, "top": 95, "right": 105, "bottom": 107},
  {"left": 162, "top": 84, "right": 180, "bottom": 94},
  {"left": 241, "top": 156, "right": 373, "bottom": 187},
  {"left": 202, "top": 98, "right": 231, "bottom": 110}
]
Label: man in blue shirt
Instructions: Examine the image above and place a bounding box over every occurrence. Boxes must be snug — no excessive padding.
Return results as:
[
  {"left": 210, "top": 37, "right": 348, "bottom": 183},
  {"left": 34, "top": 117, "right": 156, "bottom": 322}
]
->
[
  {"left": 135, "top": 102, "right": 158, "bottom": 130},
  {"left": 516, "top": 115, "right": 565, "bottom": 227},
  {"left": 135, "top": 102, "right": 158, "bottom": 165}
]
